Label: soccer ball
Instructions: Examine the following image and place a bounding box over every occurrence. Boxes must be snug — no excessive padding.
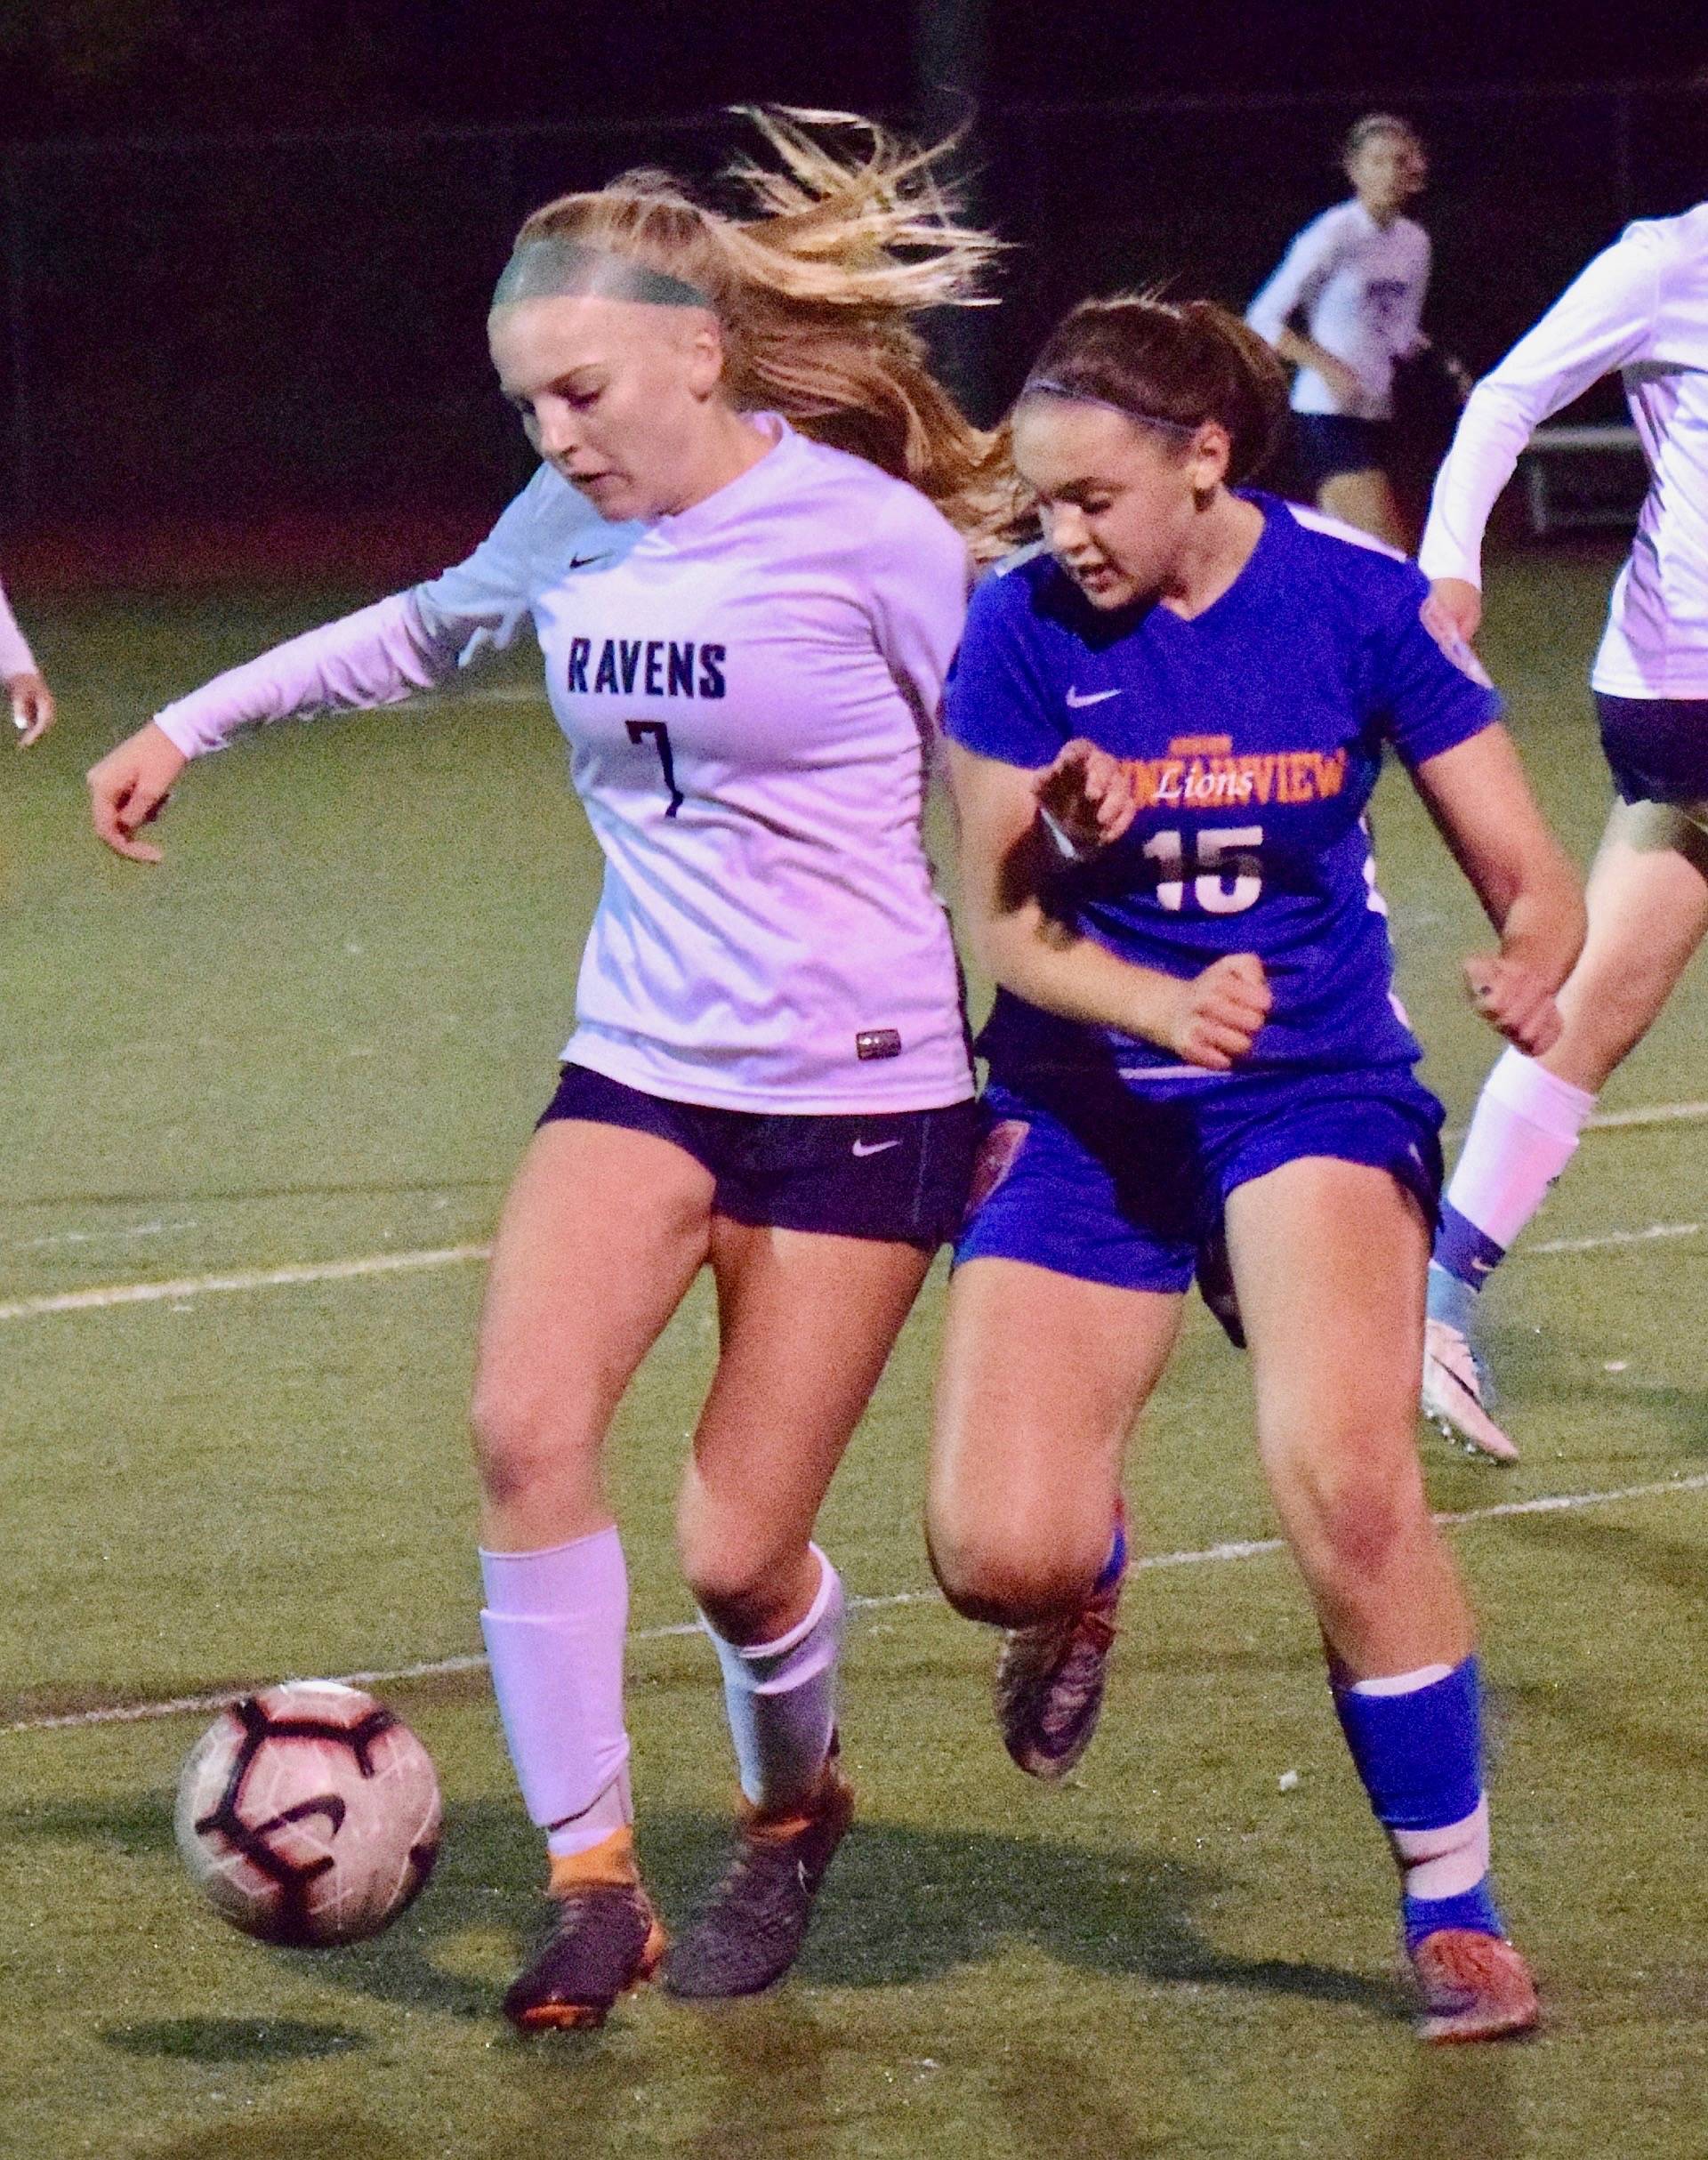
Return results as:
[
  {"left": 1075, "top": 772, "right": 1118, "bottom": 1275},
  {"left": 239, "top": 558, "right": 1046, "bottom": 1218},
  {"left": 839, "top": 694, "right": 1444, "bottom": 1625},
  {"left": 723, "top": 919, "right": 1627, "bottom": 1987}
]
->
[{"left": 174, "top": 1680, "right": 442, "bottom": 1946}]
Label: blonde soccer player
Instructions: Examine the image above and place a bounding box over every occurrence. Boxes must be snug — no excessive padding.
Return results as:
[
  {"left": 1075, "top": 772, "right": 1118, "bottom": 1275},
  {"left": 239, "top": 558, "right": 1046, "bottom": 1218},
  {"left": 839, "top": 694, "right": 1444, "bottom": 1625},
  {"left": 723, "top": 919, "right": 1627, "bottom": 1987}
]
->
[
  {"left": 0, "top": 568, "right": 53, "bottom": 743},
  {"left": 1419, "top": 202, "right": 1708, "bottom": 1462},
  {"left": 1246, "top": 114, "right": 1438, "bottom": 550},
  {"left": 88, "top": 111, "right": 1002, "bottom": 2029},
  {"left": 930, "top": 295, "right": 1581, "bottom": 2040}
]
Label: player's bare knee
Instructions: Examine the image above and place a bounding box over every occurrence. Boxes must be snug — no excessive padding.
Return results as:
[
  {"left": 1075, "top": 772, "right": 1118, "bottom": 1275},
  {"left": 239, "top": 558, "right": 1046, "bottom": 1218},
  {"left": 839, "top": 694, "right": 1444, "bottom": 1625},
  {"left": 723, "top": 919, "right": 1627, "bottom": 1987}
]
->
[
  {"left": 1290, "top": 1453, "right": 1414, "bottom": 1584},
  {"left": 928, "top": 1520, "right": 1095, "bottom": 1627},
  {"left": 680, "top": 1536, "right": 797, "bottom": 1641},
  {"left": 468, "top": 1381, "right": 591, "bottom": 1510}
]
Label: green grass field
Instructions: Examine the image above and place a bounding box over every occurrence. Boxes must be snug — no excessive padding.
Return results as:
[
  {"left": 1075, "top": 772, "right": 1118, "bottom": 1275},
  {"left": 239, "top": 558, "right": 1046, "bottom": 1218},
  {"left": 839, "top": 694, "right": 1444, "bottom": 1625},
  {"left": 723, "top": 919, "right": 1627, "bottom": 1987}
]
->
[{"left": 4, "top": 539, "right": 1708, "bottom": 2158}]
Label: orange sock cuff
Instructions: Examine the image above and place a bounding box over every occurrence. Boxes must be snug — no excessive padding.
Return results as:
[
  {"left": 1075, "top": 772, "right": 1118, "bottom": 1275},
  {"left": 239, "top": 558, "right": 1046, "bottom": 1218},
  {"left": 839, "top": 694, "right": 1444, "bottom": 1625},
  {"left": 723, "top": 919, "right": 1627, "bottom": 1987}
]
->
[{"left": 547, "top": 1826, "right": 638, "bottom": 1896}]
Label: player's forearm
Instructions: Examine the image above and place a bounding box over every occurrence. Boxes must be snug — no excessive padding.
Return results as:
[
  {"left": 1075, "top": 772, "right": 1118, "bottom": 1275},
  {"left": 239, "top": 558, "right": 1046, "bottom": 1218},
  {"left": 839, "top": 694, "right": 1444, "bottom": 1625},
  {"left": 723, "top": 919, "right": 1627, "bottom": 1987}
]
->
[
  {"left": 1417, "top": 381, "right": 1543, "bottom": 587},
  {"left": 978, "top": 903, "right": 1186, "bottom": 1048},
  {"left": 154, "top": 592, "right": 461, "bottom": 757},
  {"left": 1487, "top": 854, "right": 1586, "bottom": 995}
]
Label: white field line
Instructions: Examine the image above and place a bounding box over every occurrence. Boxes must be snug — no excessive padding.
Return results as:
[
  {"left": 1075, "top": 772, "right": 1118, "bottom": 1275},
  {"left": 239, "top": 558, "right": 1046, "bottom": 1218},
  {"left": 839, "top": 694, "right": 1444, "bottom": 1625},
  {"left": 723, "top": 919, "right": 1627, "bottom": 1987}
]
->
[
  {"left": 9, "top": 1471, "right": 1708, "bottom": 1740},
  {"left": 2, "top": 1205, "right": 1699, "bottom": 1330},
  {"left": 0, "top": 1244, "right": 493, "bottom": 1323},
  {"left": 1584, "top": 1099, "right": 1708, "bottom": 1132}
]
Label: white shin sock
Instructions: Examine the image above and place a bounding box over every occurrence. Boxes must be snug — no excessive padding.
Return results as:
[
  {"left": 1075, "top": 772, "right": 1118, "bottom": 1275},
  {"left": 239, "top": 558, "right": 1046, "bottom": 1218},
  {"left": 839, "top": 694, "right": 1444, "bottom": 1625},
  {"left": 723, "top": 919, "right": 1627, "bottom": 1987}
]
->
[
  {"left": 479, "top": 1526, "right": 633, "bottom": 1858},
  {"left": 1445, "top": 1048, "right": 1597, "bottom": 1252},
  {"left": 703, "top": 1546, "right": 844, "bottom": 1812}
]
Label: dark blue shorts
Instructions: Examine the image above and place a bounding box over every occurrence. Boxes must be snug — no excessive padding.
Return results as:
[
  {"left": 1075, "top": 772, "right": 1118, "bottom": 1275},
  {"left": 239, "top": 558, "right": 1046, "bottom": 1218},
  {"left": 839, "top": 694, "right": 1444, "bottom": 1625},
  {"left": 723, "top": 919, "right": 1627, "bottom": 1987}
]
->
[
  {"left": 955, "top": 1061, "right": 1443, "bottom": 1334},
  {"left": 1293, "top": 414, "right": 1394, "bottom": 491},
  {"left": 538, "top": 1062, "right": 979, "bottom": 1247},
  {"left": 1596, "top": 692, "right": 1708, "bottom": 809}
]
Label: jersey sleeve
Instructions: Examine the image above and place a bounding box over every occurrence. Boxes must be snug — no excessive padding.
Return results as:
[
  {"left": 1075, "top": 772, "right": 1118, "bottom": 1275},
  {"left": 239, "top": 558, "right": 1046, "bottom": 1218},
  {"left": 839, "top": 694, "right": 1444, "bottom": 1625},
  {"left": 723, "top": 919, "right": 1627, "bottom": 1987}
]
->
[
  {"left": 1369, "top": 562, "right": 1503, "bottom": 768},
  {"left": 864, "top": 487, "right": 972, "bottom": 730},
  {"left": 942, "top": 560, "right": 1066, "bottom": 769},
  {"left": 410, "top": 464, "right": 557, "bottom": 662},
  {"left": 0, "top": 572, "right": 36, "bottom": 680},
  {"left": 1245, "top": 209, "right": 1339, "bottom": 347},
  {"left": 1418, "top": 222, "right": 1663, "bottom": 587},
  {"left": 153, "top": 476, "right": 551, "bottom": 758}
]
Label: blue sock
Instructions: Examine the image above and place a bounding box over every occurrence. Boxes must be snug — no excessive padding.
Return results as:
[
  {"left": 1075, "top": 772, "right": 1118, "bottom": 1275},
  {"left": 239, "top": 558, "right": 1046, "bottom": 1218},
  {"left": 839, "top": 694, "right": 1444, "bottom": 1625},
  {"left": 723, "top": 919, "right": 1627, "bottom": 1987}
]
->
[
  {"left": 1432, "top": 1205, "right": 1507, "bottom": 1295},
  {"left": 1094, "top": 1509, "right": 1127, "bottom": 1592},
  {"left": 1334, "top": 1657, "right": 1504, "bottom": 1954}
]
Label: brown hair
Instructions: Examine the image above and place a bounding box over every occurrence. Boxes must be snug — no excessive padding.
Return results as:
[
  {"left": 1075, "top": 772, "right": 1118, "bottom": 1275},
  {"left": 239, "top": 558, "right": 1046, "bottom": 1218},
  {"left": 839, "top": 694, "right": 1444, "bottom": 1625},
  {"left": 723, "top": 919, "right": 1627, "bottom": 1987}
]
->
[
  {"left": 1020, "top": 294, "right": 1290, "bottom": 486},
  {"left": 510, "top": 109, "right": 1011, "bottom": 551}
]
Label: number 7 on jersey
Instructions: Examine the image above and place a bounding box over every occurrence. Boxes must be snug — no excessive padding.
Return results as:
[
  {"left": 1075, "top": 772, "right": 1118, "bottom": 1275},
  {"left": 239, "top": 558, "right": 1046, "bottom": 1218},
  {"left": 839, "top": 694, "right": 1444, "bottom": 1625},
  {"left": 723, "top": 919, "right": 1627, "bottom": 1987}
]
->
[{"left": 626, "top": 720, "right": 685, "bottom": 818}]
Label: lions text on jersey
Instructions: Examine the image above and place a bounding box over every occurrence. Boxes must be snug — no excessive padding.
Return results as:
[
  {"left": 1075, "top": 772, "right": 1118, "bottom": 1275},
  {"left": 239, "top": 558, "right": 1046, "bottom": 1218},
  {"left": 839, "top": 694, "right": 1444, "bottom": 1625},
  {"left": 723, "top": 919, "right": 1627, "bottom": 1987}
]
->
[{"left": 943, "top": 496, "right": 1501, "bottom": 1091}]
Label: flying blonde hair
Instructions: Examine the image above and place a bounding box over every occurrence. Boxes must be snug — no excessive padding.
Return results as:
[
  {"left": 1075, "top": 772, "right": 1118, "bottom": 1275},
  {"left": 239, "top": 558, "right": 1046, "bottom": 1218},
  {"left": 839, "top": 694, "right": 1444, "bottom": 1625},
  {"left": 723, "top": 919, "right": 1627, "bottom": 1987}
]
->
[{"left": 507, "top": 108, "right": 1017, "bottom": 552}]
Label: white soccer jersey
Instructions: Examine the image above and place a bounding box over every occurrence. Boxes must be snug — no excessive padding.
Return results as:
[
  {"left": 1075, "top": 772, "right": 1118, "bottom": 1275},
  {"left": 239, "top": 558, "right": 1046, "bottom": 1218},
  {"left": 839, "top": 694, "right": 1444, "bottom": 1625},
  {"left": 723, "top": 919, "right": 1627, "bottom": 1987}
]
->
[
  {"left": 1246, "top": 200, "right": 1431, "bottom": 420},
  {"left": 155, "top": 417, "right": 976, "bottom": 1113},
  {"left": 1419, "top": 204, "right": 1708, "bottom": 700},
  {"left": 0, "top": 574, "right": 36, "bottom": 680}
]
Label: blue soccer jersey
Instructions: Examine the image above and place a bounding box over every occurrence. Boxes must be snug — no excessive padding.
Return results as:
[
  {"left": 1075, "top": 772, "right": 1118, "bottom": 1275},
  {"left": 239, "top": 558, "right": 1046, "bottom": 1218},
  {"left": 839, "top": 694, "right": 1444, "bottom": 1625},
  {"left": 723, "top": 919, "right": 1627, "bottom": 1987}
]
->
[{"left": 944, "top": 495, "right": 1502, "bottom": 1090}]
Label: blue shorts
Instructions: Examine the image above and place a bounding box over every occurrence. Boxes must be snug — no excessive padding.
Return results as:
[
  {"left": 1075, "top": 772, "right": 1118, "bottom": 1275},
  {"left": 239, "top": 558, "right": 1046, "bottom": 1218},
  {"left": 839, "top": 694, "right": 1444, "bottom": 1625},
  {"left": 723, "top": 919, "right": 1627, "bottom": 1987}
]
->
[
  {"left": 1293, "top": 414, "right": 1394, "bottom": 491},
  {"left": 955, "top": 1061, "right": 1443, "bottom": 1335},
  {"left": 538, "top": 1062, "right": 979, "bottom": 1246},
  {"left": 1596, "top": 692, "right": 1708, "bottom": 809}
]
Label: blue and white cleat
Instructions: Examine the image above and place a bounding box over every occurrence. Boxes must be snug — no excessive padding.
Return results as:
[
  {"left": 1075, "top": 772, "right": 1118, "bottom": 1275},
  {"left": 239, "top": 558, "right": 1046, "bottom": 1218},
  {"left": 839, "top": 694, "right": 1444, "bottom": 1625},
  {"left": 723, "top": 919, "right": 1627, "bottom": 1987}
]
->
[{"left": 1422, "top": 1264, "right": 1516, "bottom": 1464}]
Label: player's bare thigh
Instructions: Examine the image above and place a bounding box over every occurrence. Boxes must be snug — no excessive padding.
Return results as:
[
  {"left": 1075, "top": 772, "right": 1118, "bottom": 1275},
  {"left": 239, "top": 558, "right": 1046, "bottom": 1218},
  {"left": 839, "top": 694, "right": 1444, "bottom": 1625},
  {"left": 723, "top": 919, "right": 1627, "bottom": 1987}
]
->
[
  {"left": 1318, "top": 466, "right": 1410, "bottom": 552},
  {"left": 1224, "top": 1156, "right": 1471, "bottom": 1677},
  {"left": 1543, "top": 797, "right": 1708, "bottom": 1092},
  {"left": 471, "top": 1118, "right": 714, "bottom": 1551},
  {"left": 928, "top": 1256, "right": 1183, "bottom": 1625},
  {"left": 678, "top": 1220, "right": 934, "bottom": 1644}
]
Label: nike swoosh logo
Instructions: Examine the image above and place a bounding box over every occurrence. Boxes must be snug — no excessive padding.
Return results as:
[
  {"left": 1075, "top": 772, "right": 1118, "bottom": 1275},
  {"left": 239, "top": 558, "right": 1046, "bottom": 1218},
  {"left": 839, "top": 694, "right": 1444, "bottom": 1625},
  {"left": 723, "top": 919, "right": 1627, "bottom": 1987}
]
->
[
  {"left": 1065, "top": 687, "right": 1121, "bottom": 708},
  {"left": 568, "top": 553, "right": 609, "bottom": 570},
  {"left": 851, "top": 1138, "right": 903, "bottom": 1158}
]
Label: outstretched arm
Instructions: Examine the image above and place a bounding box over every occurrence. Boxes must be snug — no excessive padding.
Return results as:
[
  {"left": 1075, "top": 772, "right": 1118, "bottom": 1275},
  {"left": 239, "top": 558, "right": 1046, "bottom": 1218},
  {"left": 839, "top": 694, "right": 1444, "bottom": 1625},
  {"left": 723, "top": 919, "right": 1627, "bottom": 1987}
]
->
[
  {"left": 86, "top": 590, "right": 468, "bottom": 863},
  {"left": 1418, "top": 224, "right": 1660, "bottom": 620},
  {"left": 948, "top": 741, "right": 1271, "bottom": 1072},
  {"left": 1410, "top": 724, "right": 1585, "bottom": 1055}
]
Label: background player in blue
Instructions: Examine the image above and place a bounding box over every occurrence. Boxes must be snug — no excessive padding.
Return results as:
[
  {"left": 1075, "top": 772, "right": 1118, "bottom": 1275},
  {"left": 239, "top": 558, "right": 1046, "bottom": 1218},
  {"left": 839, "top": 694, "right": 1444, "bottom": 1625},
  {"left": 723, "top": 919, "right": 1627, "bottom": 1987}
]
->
[{"left": 928, "top": 295, "right": 1583, "bottom": 2041}]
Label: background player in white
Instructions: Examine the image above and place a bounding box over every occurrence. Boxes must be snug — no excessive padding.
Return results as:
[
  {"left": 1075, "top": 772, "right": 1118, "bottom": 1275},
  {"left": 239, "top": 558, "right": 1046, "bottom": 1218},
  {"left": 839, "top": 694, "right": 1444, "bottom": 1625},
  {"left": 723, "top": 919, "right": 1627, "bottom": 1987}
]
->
[
  {"left": 86, "top": 111, "right": 1000, "bottom": 2028},
  {"left": 1419, "top": 203, "right": 1708, "bottom": 1462},
  {"left": 1246, "top": 114, "right": 1436, "bottom": 550},
  {"left": 0, "top": 568, "right": 54, "bottom": 743}
]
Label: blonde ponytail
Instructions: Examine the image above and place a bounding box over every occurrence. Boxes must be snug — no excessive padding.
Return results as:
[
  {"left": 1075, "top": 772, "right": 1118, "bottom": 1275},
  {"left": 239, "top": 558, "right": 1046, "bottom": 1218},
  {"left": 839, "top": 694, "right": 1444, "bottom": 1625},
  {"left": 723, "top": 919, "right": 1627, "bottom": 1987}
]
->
[{"left": 510, "top": 109, "right": 1017, "bottom": 553}]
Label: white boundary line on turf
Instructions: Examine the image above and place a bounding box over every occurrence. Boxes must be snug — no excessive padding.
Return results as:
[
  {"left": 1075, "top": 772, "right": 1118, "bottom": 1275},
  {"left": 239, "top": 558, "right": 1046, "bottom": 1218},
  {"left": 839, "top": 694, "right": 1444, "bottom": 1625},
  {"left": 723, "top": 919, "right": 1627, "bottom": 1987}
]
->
[
  {"left": 0, "top": 1244, "right": 493, "bottom": 1323},
  {"left": 10, "top": 1470, "right": 1708, "bottom": 1739},
  {"left": 4, "top": 1206, "right": 1703, "bottom": 1328}
]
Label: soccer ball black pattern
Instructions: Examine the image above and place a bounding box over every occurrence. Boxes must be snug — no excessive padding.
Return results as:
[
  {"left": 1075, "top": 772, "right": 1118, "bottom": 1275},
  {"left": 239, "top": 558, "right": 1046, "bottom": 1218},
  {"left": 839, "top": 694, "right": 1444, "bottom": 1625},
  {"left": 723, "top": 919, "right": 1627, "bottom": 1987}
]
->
[{"left": 174, "top": 1680, "right": 442, "bottom": 1946}]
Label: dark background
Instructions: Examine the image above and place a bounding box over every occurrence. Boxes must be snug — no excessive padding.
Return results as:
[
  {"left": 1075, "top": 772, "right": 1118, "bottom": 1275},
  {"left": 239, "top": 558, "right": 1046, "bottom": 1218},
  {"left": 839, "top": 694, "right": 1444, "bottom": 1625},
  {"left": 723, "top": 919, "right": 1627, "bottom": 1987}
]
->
[{"left": 1, "top": 2, "right": 1704, "bottom": 537}]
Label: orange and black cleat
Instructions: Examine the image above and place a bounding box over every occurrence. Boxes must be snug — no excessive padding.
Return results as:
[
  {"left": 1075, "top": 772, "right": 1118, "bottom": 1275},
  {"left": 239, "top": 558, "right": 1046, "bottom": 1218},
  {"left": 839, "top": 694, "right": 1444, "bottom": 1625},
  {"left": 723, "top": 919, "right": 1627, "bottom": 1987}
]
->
[{"left": 504, "top": 1829, "right": 666, "bottom": 2033}]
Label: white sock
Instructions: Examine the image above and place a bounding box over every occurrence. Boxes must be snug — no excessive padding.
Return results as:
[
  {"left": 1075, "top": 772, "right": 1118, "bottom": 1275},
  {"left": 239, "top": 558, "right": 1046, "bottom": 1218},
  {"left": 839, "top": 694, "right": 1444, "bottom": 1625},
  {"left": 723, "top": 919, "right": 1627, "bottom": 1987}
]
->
[
  {"left": 1394, "top": 1796, "right": 1493, "bottom": 1901},
  {"left": 479, "top": 1527, "right": 633, "bottom": 1858},
  {"left": 1446, "top": 1049, "right": 1597, "bottom": 1250},
  {"left": 702, "top": 1546, "right": 844, "bottom": 1812}
]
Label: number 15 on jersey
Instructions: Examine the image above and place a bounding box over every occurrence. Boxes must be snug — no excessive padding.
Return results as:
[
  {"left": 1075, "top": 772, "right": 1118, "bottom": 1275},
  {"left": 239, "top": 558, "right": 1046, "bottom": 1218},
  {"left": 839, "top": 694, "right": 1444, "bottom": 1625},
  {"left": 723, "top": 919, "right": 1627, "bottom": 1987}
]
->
[{"left": 1140, "top": 825, "right": 1263, "bottom": 913}]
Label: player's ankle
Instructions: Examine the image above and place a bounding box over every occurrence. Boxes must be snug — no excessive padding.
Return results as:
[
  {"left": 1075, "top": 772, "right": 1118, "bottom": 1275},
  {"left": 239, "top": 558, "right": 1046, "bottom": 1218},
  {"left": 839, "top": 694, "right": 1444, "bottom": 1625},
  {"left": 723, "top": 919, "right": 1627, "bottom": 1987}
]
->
[{"left": 547, "top": 1825, "right": 640, "bottom": 1896}]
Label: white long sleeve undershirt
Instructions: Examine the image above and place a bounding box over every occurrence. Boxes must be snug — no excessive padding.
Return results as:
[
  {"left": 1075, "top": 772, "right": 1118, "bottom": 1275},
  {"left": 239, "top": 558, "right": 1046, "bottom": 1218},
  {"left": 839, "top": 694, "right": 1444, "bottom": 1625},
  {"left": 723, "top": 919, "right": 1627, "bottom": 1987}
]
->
[
  {"left": 152, "top": 591, "right": 465, "bottom": 757},
  {"left": 1419, "top": 205, "right": 1708, "bottom": 699},
  {"left": 0, "top": 576, "right": 36, "bottom": 681}
]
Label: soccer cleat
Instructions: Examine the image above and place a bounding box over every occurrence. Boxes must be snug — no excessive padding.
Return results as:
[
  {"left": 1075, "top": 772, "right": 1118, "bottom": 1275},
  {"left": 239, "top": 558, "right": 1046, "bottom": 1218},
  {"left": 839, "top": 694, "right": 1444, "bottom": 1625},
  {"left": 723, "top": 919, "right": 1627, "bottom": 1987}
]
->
[
  {"left": 1410, "top": 1928, "right": 1540, "bottom": 2043},
  {"left": 664, "top": 1746, "right": 855, "bottom": 2001},
  {"left": 994, "top": 1502, "right": 1127, "bottom": 1781},
  {"left": 1422, "top": 1318, "right": 1518, "bottom": 1463},
  {"left": 503, "top": 1832, "right": 666, "bottom": 2033}
]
